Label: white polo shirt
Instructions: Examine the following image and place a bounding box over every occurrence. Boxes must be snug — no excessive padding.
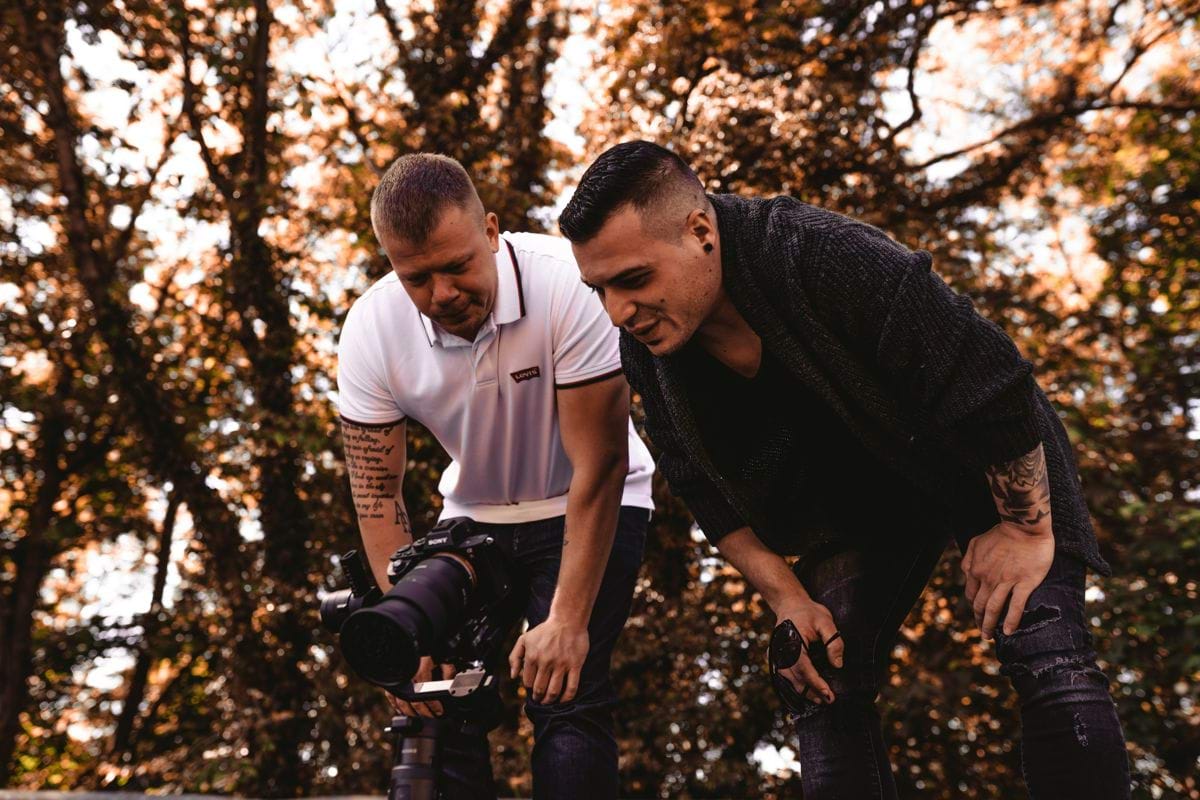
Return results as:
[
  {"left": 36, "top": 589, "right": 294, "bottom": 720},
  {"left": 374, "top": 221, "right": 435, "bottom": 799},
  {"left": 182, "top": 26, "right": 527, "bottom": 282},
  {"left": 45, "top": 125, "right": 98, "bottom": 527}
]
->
[{"left": 336, "top": 231, "right": 655, "bottom": 524}]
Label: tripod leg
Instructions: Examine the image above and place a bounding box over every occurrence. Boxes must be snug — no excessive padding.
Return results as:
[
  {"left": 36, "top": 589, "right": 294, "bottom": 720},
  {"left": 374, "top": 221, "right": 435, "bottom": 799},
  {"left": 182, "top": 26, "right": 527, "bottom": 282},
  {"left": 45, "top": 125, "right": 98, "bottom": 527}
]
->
[{"left": 387, "top": 715, "right": 438, "bottom": 800}]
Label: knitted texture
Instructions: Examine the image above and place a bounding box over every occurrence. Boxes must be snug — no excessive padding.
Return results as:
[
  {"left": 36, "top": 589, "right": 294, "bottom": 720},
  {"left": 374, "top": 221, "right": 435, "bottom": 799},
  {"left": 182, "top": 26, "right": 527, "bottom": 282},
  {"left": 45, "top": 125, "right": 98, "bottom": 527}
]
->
[{"left": 621, "top": 193, "right": 1111, "bottom": 576}]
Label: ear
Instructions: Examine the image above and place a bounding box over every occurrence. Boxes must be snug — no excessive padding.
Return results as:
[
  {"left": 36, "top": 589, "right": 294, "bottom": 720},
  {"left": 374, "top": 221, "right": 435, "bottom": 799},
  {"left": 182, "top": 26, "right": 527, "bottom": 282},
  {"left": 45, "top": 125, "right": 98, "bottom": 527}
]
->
[
  {"left": 484, "top": 211, "right": 500, "bottom": 251},
  {"left": 686, "top": 207, "right": 716, "bottom": 253}
]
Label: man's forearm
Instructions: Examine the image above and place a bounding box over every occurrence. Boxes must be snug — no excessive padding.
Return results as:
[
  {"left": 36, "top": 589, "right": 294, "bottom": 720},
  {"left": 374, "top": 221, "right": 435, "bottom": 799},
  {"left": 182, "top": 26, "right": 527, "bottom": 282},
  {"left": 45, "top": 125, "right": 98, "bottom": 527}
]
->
[
  {"left": 984, "top": 442, "right": 1053, "bottom": 537},
  {"left": 548, "top": 462, "right": 627, "bottom": 627},
  {"left": 359, "top": 499, "right": 414, "bottom": 589},
  {"left": 341, "top": 417, "right": 411, "bottom": 588},
  {"left": 714, "top": 527, "right": 811, "bottom": 612}
]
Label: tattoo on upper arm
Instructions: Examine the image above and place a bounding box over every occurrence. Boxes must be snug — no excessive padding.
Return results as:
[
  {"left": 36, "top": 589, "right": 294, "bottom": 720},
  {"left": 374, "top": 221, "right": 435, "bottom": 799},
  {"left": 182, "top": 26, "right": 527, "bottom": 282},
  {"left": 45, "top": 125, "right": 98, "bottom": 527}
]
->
[
  {"left": 394, "top": 501, "right": 410, "bottom": 532},
  {"left": 341, "top": 420, "right": 401, "bottom": 521},
  {"left": 985, "top": 444, "right": 1051, "bottom": 528}
]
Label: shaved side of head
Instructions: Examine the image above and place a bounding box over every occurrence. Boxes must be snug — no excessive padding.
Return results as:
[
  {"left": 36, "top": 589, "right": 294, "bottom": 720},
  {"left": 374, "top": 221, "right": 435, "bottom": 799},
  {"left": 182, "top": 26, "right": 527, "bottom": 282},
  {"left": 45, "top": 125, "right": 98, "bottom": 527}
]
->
[{"left": 558, "top": 141, "right": 709, "bottom": 245}]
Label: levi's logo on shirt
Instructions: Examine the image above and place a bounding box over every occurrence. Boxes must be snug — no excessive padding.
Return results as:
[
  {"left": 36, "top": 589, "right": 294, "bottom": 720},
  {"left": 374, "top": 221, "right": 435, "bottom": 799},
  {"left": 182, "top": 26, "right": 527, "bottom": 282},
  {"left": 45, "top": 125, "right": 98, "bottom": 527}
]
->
[{"left": 511, "top": 366, "right": 541, "bottom": 383}]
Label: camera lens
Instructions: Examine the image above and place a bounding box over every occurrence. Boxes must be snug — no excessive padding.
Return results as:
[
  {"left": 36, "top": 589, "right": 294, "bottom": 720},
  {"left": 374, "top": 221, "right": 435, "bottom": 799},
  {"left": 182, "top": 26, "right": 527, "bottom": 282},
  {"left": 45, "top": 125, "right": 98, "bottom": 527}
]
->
[
  {"left": 319, "top": 589, "right": 364, "bottom": 634},
  {"left": 339, "top": 611, "right": 422, "bottom": 684},
  {"left": 338, "top": 555, "right": 475, "bottom": 686}
]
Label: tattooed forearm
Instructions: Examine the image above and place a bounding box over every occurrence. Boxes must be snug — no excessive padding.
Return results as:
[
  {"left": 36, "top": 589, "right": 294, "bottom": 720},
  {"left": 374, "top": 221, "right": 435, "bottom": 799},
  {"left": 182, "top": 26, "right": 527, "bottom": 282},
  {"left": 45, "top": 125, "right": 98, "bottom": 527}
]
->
[
  {"left": 341, "top": 418, "right": 402, "bottom": 522},
  {"left": 985, "top": 443, "right": 1052, "bottom": 531}
]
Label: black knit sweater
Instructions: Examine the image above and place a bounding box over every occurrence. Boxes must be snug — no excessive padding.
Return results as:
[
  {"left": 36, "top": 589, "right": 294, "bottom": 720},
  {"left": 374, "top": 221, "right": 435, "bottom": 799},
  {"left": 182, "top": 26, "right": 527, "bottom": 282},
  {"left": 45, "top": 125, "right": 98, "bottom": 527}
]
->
[{"left": 621, "top": 193, "right": 1112, "bottom": 577}]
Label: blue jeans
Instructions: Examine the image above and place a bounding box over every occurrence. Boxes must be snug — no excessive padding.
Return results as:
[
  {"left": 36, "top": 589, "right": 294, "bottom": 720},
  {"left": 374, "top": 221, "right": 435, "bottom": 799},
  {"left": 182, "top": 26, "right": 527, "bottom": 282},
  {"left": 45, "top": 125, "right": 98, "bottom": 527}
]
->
[
  {"left": 435, "top": 506, "right": 649, "bottom": 800},
  {"left": 787, "top": 528, "right": 1130, "bottom": 799}
]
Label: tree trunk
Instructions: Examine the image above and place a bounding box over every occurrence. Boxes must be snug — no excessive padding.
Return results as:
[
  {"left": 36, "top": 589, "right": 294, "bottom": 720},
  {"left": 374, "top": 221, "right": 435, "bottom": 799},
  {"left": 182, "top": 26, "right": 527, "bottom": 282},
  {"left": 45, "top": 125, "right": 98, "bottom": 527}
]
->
[
  {"left": 106, "top": 492, "right": 181, "bottom": 768},
  {"left": 178, "top": 2, "right": 315, "bottom": 791},
  {"left": 15, "top": 0, "right": 245, "bottom": 595},
  {"left": 0, "top": 396, "right": 66, "bottom": 785}
]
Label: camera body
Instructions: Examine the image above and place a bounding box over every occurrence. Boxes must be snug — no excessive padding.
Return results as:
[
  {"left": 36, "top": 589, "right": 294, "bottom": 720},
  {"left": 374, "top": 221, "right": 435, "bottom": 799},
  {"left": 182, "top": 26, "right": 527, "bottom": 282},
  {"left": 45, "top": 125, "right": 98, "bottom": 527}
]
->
[
  {"left": 320, "top": 517, "right": 521, "bottom": 692},
  {"left": 386, "top": 517, "right": 512, "bottom": 612}
]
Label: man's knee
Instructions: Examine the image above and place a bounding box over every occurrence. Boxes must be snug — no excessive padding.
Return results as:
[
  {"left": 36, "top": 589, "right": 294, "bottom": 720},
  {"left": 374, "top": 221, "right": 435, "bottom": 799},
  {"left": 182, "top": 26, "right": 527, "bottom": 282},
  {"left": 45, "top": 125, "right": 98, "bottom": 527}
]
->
[
  {"left": 525, "top": 691, "right": 618, "bottom": 782},
  {"left": 525, "top": 676, "right": 616, "bottom": 727},
  {"left": 788, "top": 681, "right": 880, "bottom": 732},
  {"left": 994, "top": 601, "right": 1110, "bottom": 706}
]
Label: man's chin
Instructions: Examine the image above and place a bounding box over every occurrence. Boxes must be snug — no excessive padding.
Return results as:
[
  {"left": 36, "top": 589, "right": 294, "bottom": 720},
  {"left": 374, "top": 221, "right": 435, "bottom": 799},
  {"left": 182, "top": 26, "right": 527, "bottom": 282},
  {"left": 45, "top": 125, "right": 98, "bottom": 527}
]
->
[
  {"left": 436, "top": 316, "right": 479, "bottom": 340},
  {"left": 644, "top": 333, "right": 684, "bottom": 356}
]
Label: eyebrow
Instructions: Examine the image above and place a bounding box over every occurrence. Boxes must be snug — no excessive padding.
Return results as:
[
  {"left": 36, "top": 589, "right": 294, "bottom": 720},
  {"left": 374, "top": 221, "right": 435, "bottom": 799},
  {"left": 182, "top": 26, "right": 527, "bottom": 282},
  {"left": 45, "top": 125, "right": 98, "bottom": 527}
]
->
[
  {"left": 583, "top": 264, "right": 651, "bottom": 289},
  {"left": 436, "top": 255, "right": 472, "bottom": 271},
  {"left": 405, "top": 253, "right": 472, "bottom": 278}
]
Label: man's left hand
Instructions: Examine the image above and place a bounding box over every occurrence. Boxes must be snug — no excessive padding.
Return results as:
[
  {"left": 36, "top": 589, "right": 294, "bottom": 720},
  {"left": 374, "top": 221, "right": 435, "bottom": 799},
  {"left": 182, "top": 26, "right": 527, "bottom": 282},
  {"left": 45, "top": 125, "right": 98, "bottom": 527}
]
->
[
  {"left": 961, "top": 522, "right": 1055, "bottom": 639},
  {"left": 509, "top": 616, "right": 590, "bottom": 705}
]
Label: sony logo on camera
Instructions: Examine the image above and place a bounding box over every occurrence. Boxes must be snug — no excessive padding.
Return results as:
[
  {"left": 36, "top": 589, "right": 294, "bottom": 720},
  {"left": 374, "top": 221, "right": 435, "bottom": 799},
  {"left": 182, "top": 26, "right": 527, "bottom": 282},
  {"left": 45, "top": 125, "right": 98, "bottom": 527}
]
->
[{"left": 425, "top": 532, "right": 451, "bottom": 547}]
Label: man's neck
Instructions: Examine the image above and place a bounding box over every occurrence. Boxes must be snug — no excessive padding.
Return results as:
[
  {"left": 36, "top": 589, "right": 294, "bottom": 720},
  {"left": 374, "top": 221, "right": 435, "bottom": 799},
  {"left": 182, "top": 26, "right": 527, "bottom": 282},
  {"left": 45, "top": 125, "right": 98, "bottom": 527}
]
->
[
  {"left": 435, "top": 303, "right": 495, "bottom": 345},
  {"left": 692, "top": 288, "right": 762, "bottom": 377}
]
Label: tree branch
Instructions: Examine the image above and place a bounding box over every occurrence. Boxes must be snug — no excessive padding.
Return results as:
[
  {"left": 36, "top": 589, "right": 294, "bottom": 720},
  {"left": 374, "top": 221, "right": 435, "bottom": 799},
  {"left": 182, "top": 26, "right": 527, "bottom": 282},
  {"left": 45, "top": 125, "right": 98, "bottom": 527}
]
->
[
  {"left": 107, "top": 489, "right": 179, "bottom": 765},
  {"left": 373, "top": 0, "right": 413, "bottom": 74},
  {"left": 1098, "top": 18, "right": 1180, "bottom": 101},
  {"left": 887, "top": 7, "right": 940, "bottom": 140},
  {"left": 177, "top": 3, "right": 235, "bottom": 201},
  {"left": 111, "top": 120, "right": 181, "bottom": 267},
  {"left": 328, "top": 82, "right": 384, "bottom": 178},
  {"left": 1084, "top": 99, "right": 1200, "bottom": 114},
  {"left": 473, "top": 0, "right": 536, "bottom": 81},
  {"left": 912, "top": 6, "right": 1194, "bottom": 173},
  {"left": 243, "top": 0, "right": 273, "bottom": 196},
  {"left": 672, "top": 62, "right": 720, "bottom": 136},
  {"left": 128, "top": 652, "right": 195, "bottom": 756}
]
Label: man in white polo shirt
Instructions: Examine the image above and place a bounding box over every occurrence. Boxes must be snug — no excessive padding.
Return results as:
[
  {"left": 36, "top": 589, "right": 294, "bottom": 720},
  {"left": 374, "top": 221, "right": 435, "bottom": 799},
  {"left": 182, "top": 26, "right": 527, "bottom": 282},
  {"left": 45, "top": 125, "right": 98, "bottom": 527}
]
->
[{"left": 336, "top": 153, "right": 654, "bottom": 799}]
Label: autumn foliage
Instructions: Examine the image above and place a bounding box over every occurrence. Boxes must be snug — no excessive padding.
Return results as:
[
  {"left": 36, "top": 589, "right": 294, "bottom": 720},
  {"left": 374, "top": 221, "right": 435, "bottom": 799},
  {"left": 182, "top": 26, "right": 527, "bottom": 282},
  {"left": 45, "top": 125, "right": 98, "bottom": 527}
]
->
[{"left": 1, "top": 1, "right": 1197, "bottom": 798}]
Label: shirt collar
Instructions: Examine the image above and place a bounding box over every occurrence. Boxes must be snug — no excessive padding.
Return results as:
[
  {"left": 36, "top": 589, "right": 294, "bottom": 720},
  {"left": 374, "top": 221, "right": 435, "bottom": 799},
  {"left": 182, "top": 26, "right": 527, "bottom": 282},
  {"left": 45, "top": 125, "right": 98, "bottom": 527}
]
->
[
  {"left": 492, "top": 237, "right": 526, "bottom": 326},
  {"left": 420, "top": 237, "right": 525, "bottom": 347}
]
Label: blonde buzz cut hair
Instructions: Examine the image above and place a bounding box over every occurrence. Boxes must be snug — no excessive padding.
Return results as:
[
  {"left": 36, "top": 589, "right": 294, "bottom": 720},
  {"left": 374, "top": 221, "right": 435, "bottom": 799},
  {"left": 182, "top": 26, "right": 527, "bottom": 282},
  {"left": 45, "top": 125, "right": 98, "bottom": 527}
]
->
[{"left": 370, "top": 153, "right": 485, "bottom": 245}]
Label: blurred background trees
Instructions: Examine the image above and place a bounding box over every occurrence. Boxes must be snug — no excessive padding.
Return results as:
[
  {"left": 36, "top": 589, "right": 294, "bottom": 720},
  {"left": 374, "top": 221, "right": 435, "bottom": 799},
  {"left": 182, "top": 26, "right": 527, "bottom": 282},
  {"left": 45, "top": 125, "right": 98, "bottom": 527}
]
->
[{"left": 0, "top": 0, "right": 1196, "bottom": 798}]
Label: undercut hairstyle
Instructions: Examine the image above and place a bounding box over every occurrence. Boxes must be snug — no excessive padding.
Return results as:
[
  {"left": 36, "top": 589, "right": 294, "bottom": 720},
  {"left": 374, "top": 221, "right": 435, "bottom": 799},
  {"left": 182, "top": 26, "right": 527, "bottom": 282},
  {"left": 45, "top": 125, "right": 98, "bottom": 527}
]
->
[
  {"left": 370, "top": 153, "right": 484, "bottom": 245},
  {"left": 558, "top": 140, "right": 707, "bottom": 244}
]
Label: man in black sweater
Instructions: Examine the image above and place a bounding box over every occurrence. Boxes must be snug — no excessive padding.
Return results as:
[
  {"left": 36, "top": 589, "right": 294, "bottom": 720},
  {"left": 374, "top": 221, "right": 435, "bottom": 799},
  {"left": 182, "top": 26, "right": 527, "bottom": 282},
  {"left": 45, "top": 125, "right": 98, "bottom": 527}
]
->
[{"left": 558, "top": 141, "right": 1130, "bottom": 799}]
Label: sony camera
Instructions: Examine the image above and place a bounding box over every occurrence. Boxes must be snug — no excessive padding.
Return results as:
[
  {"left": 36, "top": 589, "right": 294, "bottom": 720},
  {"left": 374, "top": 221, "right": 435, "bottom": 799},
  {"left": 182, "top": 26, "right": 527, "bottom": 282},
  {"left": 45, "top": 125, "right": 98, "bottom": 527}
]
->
[{"left": 319, "top": 517, "right": 521, "bottom": 690}]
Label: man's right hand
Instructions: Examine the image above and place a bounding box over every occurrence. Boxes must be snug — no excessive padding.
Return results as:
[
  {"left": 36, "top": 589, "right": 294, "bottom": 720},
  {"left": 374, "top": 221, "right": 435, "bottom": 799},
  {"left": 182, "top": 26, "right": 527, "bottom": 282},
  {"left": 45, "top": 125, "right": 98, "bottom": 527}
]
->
[
  {"left": 385, "top": 657, "right": 457, "bottom": 718},
  {"left": 771, "top": 596, "right": 845, "bottom": 705},
  {"left": 709, "top": 528, "right": 846, "bottom": 704}
]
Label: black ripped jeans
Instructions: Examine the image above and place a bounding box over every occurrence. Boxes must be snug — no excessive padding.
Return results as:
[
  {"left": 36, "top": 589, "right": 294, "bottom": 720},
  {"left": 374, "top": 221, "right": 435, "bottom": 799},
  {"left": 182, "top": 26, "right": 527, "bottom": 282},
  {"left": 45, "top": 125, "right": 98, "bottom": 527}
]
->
[
  {"left": 787, "top": 527, "right": 1130, "bottom": 799},
  {"left": 433, "top": 506, "right": 648, "bottom": 800}
]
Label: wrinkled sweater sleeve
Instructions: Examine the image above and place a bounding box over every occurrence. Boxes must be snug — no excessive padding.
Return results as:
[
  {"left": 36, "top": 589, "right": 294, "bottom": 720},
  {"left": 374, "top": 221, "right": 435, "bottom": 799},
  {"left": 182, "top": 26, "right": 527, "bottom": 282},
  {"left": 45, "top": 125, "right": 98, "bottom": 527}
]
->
[
  {"left": 803, "top": 217, "right": 1042, "bottom": 469},
  {"left": 620, "top": 332, "right": 746, "bottom": 544}
]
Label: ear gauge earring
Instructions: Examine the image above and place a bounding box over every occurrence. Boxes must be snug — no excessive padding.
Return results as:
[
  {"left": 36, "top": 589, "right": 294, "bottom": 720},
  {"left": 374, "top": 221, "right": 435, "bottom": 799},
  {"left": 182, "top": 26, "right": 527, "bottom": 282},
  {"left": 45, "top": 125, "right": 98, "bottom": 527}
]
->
[{"left": 703, "top": 243, "right": 713, "bottom": 254}]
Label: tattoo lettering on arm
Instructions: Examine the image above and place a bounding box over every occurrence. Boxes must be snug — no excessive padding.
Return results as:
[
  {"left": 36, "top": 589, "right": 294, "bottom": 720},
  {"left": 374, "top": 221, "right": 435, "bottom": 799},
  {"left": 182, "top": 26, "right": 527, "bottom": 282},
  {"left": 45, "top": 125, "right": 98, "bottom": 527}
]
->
[
  {"left": 394, "top": 501, "right": 410, "bottom": 532},
  {"left": 985, "top": 443, "right": 1051, "bottom": 529},
  {"left": 341, "top": 419, "right": 401, "bottom": 521}
]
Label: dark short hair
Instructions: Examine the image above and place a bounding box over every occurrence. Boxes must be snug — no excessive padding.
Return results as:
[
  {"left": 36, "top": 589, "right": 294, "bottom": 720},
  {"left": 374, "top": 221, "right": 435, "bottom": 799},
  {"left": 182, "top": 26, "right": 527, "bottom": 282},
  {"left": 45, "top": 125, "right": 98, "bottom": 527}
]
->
[
  {"left": 558, "top": 140, "right": 706, "bottom": 244},
  {"left": 370, "top": 153, "right": 483, "bottom": 244}
]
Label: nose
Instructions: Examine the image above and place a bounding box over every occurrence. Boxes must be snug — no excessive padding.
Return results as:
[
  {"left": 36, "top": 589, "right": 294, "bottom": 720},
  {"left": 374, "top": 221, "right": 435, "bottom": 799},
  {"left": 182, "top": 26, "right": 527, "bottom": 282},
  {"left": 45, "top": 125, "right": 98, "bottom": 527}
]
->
[
  {"left": 602, "top": 289, "right": 636, "bottom": 328},
  {"left": 430, "top": 274, "right": 460, "bottom": 308}
]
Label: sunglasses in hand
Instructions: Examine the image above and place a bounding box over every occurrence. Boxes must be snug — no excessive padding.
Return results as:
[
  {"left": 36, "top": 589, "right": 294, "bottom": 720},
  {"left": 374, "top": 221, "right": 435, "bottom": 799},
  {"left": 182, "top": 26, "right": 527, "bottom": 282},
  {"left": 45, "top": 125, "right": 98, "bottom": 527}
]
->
[{"left": 768, "top": 618, "right": 842, "bottom": 717}]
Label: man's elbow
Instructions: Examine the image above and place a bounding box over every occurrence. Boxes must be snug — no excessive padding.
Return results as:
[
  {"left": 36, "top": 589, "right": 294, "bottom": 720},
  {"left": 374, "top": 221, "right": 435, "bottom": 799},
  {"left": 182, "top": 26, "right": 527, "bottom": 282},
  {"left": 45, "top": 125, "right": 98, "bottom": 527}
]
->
[
  {"left": 573, "top": 443, "right": 629, "bottom": 489},
  {"left": 598, "top": 445, "right": 630, "bottom": 484}
]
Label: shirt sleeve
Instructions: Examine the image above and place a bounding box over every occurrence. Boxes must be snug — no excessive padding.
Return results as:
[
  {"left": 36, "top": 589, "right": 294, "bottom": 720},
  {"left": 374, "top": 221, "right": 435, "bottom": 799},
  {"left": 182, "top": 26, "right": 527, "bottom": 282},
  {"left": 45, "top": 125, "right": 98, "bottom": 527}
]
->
[
  {"left": 336, "top": 305, "right": 406, "bottom": 426},
  {"left": 550, "top": 268, "right": 623, "bottom": 388},
  {"left": 807, "top": 218, "right": 1041, "bottom": 469}
]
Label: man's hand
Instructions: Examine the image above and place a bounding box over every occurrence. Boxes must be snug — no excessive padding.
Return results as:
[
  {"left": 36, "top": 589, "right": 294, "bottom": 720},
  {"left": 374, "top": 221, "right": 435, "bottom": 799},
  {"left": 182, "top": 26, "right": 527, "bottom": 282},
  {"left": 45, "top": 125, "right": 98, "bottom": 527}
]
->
[
  {"left": 508, "top": 616, "right": 590, "bottom": 705},
  {"left": 771, "top": 595, "right": 845, "bottom": 705},
  {"left": 961, "top": 522, "right": 1055, "bottom": 639},
  {"left": 385, "top": 657, "right": 456, "bottom": 718}
]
